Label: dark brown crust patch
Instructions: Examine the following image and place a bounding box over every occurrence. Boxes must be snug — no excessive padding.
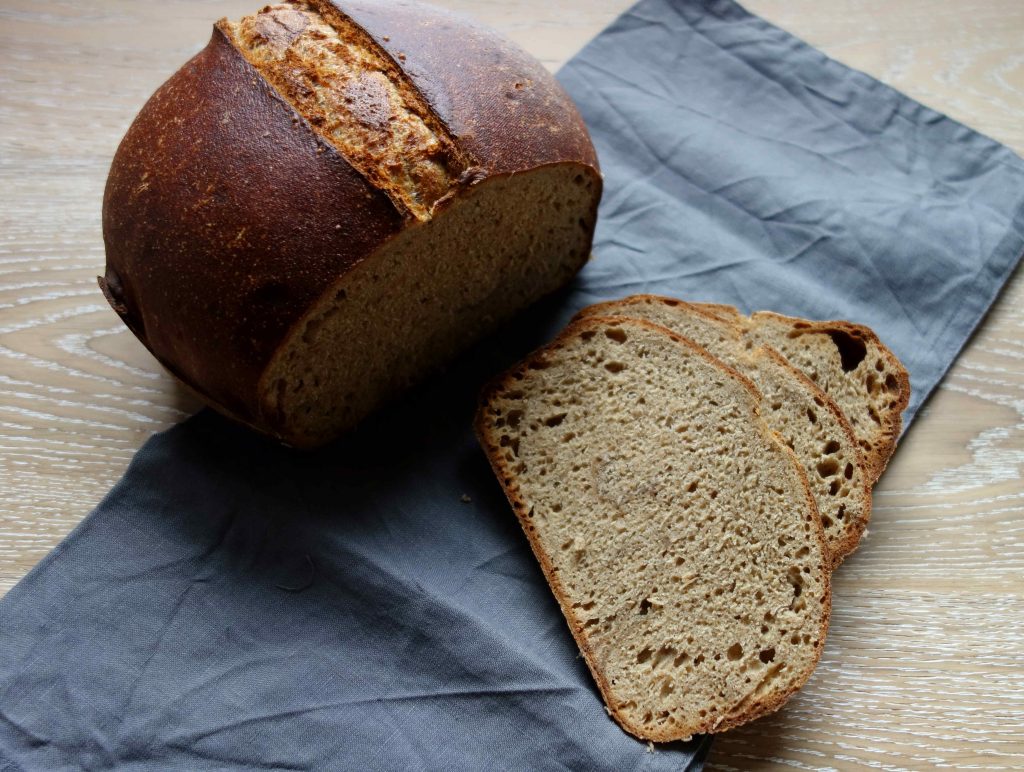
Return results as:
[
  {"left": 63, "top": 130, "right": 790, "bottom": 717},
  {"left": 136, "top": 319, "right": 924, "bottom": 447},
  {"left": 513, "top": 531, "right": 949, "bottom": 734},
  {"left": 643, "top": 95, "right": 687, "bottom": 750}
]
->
[
  {"left": 101, "top": 25, "right": 403, "bottom": 423},
  {"left": 227, "top": 1, "right": 471, "bottom": 220}
]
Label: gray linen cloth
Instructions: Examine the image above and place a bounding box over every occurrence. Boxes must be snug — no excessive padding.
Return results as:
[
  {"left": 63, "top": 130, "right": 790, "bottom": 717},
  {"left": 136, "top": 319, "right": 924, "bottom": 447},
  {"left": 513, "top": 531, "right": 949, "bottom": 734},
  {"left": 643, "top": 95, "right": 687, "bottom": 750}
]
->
[{"left": 2, "top": 0, "right": 1022, "bottom": 768}]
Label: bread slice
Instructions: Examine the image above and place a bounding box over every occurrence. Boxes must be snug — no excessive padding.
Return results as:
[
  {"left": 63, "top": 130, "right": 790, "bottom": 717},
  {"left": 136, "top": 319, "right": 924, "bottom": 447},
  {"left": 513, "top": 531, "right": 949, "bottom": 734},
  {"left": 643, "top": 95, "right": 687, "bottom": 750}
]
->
[
  {"left": 693, "top": 304, "right": 910, "bottom": 481},
  {"left": 575, "top": 296, "right": 871, "bottom": 567},
  {"left": 476, "top": 316, "right": 831, "bottom": 741}
]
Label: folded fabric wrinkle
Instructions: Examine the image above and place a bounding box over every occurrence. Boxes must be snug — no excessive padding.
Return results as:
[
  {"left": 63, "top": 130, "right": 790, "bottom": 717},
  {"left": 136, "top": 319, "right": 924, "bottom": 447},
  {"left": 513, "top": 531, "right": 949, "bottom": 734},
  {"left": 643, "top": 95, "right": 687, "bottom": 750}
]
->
[{"left": 3, "top": 0, "right": 1023, "bottom": 768}]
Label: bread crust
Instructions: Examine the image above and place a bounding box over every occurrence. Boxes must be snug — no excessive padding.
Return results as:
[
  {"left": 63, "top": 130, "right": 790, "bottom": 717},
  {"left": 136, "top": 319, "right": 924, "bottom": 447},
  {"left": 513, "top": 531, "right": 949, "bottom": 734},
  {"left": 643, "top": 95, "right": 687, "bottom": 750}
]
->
[
  {"left": 475, "top": 315, "right": 831, "bottom": 742},
  {"left": 101, "top": 0, "right": 601, "bottom": 438},
  {"left": 326, "top": 0, "right": 599, "bottom": 175}
]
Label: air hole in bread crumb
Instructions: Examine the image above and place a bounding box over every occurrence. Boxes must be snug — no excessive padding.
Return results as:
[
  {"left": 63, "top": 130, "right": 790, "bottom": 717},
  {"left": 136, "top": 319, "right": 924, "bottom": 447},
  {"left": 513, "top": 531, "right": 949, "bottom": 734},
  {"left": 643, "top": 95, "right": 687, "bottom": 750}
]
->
[
  {"left": 636, "top": 647, "right": 652, "bottom": 664},
  {"left": 828, "top": 329, "right": 868, "bottom": 371},
  {"left": 579, "top": 330, "right": 596, "bottom": 341},
  {"left": 836, "top": 504, "right": 846, "bottom": 521},
  {"left": 638, "top": 598, "right": 653, "bottom": 615},
  {"left": 823, "top": 440, "right": 841, "bottom": 454},
  {"left": 686, "top": 481, "right": 699, "bottom": 493},
  {"left": 498, "top": 435, "right": 520, "bottom": 457},
  {"left": 727, "top": 643, "right": 743, "bottom": 661},
  {"left": 759, "top": 647, "right": 776, "bottom": 663},
  {"left": 605, "top": 327, "right": 628, "bottom": 343},
  {"left": 604, "top": 362, "right": 627, "bottom": 373},
  {"left": 829, "top": 480, "right": 841, "bottom": 495},
  {"left": 806, "top": 408, "right": 817, "bottom": 424},
  {"left": 816, "top": 458, "right": 839, "bottom": 477},
  {"left": 652, "top": 646, "right": 677, "bottom": 669},
  {"left": 544, "top": 413, "right": 567, "bottom": 427}
]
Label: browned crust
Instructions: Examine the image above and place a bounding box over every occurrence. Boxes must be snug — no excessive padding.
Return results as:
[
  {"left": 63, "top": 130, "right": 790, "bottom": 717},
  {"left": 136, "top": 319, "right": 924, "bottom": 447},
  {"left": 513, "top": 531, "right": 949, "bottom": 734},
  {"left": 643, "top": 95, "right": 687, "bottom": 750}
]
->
[
  {"left": 574, "top": 295, "right": 874, "bottom": 568},
  {"left": 226, "top": 2, "right": 472, "bottom": 222},
  {"left": 689, "top": 301, "right": 744, "bottom": 324},
  {"left": 101, "top": 24, "right": 404, "bottom": 426},
  {"left": 474, "top": 315, "right": 831, "bottom": 742},
  {"left": 750, "top": 311, "right": 911, "bottom": 483},
  {"left": 100, "top": 1, "right": 601, "bottom": 444},
  {"left": 332, "top": 0, "right": 600, "bottom": 175}
]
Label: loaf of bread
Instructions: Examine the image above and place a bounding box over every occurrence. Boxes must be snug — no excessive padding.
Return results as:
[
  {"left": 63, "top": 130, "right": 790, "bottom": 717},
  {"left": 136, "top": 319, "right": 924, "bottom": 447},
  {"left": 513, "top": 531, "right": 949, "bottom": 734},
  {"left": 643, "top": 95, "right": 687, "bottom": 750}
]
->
[
  {"left": 575, "top": 296, "right": 871, "bottom": 567},
  {"left": 100, "top": 0, "right": 601, "bottom": 447},
  {"left": 476, "top": 316, "right": 831, "bottom": 741},
  {"left": 693, "top": 305, "right": 911, "bottom": 481}
]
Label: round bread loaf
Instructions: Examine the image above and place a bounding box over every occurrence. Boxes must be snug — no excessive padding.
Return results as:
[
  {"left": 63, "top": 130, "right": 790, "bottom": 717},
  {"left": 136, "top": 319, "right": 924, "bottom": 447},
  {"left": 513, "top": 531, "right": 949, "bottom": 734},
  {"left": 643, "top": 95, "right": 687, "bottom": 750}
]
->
[{"left": 100, "top": 0, "right": 602, "bottom": 447}]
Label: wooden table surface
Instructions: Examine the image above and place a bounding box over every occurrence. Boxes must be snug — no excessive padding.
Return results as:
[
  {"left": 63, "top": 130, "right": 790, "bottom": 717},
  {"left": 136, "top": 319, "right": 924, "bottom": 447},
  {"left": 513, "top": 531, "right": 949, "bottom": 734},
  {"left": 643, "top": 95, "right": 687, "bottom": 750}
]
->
[{"left": 2, "top": 1, "right": 1022, "bottom": 769}]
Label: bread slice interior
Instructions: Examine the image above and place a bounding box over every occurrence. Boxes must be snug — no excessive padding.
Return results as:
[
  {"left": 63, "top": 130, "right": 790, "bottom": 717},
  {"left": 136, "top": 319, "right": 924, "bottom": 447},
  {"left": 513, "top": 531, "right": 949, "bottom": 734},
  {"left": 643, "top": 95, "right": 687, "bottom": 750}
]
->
[
  {"left": 476, "top": 316, "right": 831, "bottom": 740},
  {"left": 694, "top": 301, "right": 910, "bottom": 481},
  {"left": 575, "top": 296, "right": 872, "bottom": 567}
]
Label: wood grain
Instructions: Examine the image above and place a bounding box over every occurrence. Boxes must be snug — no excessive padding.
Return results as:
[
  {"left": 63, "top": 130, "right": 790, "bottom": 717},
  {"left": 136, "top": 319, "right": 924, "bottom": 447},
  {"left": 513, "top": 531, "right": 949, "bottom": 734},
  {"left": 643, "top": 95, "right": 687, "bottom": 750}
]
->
[{"left": 1, "top": 1, "right": 1022, "bottom": 769}]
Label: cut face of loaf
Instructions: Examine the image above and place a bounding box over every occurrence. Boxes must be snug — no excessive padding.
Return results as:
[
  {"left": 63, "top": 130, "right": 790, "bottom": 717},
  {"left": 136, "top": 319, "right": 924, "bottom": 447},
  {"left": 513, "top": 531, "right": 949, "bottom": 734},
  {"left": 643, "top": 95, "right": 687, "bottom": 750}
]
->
[
  {"left": 262, "top": 168, "right": 598, "bottom": 445},
  {"left": 100, "top": 0, "right": 601, "bottom": 447},
  {"left": 476, "top": 317, "right": 830, "bottom": 741},
  {"left": 574, "top": 296, "right": 871, "bottom": 568},
  {"left": 695, "top": 304, "right": 910, "bottom": 481}
]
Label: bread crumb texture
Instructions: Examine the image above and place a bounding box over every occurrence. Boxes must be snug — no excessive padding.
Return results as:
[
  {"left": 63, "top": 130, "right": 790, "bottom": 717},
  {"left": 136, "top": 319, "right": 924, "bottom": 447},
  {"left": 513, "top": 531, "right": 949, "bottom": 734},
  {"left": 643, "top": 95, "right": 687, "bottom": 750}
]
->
[
  {"left": 477, "top": 317, "right": 830, "bottom": 741},
  {"left": 743, "top": 312, "right": 910, "bottom": 482},
  {"left": 575, "top": 296, "right": 872, "bottom": 568},
  {"left": 261, "top": 168, "right": 598, "bottom": 446},
  {"left": 229, "top": 0, "right": 466, "bottom": 219}
]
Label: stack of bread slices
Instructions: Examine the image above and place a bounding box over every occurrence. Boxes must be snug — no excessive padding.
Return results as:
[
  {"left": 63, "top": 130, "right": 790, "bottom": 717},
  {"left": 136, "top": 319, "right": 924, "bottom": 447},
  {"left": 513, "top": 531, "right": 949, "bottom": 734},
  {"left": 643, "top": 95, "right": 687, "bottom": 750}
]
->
[{"left": 475, "top": 296, "right": 910, "bottom": 742}]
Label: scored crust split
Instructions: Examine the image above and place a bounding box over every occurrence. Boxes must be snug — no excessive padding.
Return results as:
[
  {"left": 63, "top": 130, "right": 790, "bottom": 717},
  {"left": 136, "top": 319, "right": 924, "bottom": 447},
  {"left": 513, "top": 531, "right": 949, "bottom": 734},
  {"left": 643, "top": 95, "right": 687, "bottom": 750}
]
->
[{"left": 475, "top": 316, "right": 831, "bottom": 741}]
